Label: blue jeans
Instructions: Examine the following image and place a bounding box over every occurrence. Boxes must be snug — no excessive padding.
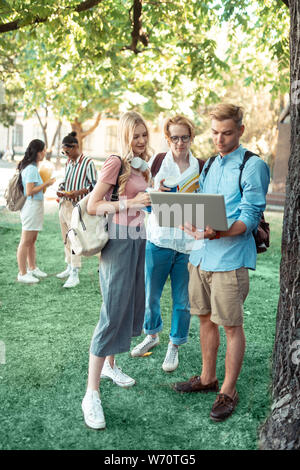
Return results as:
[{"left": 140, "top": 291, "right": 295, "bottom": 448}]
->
[{"left": 143, "top": 241, "right": 190, "bottom": 345}]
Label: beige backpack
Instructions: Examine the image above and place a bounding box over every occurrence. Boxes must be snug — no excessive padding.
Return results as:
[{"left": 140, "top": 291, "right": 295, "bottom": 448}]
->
[
  {"left": 67, "top": 193, "right": 109, "bottom": 257},
  {"left": 67, "top": 155, "right": 122, "bottom": 256},
  {"left": 4, "top": 171, "right": 26, "bottom": 211}
]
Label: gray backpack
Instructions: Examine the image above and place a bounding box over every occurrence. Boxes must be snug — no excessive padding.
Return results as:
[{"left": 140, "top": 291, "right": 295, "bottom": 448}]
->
[{"left": 4, "top": 172, "right": 26, "bottom": 211}]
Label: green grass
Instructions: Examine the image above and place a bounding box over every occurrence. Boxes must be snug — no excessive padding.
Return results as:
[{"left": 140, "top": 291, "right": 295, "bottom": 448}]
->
[{"left": 0, "top": 208, "right": 282, "bottom": 450}]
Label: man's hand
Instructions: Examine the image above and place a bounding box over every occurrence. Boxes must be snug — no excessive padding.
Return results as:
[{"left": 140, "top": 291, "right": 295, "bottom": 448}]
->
[
  {"left": 56, "top": 188, "right": 88, "bottom": 199},
  {"left": 179, "top": 222, "right": 217, "bottom": 240}
]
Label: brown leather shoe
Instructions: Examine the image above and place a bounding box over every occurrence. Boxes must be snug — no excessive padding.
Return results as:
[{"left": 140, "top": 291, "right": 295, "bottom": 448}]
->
[
  {"left": 173, "top": 376, "right": 219, "bottom": 393},
  {"left": 210, "top": 391, "right": 239, "bottom": 422}
]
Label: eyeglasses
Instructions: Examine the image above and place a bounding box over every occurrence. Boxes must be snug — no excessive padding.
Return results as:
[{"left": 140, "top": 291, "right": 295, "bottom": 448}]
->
[{"left": 169, "top": 135, "right": 191, "bottom": 144}]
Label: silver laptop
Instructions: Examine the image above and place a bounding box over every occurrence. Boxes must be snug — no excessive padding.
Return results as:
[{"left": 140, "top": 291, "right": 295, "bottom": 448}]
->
[{"left": 149, "top": 192, "right": 235, "bottom": 231}]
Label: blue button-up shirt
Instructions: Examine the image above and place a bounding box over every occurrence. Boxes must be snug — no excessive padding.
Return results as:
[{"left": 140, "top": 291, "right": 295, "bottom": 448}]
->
[{"left": 189, "top": 145, "right": 270, "bottom": 271}]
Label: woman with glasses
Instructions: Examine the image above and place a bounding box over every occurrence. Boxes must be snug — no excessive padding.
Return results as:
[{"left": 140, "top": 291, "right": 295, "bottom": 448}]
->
[
  {"left": 131, "top": 115, "right": 205, "bottom": 372},
  {"left": 17, "top": 139, "right": 55, "bottom": 283},
  {"left": 81, "top": 111, "right": 151, "bottom": 430},
  {"left": 56, "top": 131, "right": 97, "bottom": 288}
]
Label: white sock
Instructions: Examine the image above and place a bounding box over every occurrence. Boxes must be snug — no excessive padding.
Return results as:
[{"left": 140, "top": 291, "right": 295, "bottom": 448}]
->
[{"left": 85, "top": 388, "right": 100, "bottom": 398}]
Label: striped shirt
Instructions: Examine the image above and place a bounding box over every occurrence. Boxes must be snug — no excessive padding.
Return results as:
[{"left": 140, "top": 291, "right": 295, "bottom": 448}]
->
[{"left": 63, "top": 154, "right": 97, "bottom": 202}]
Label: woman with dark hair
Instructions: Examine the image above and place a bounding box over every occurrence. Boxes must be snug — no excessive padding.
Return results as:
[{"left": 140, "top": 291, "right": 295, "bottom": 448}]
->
[
  {"left": 17, "top": 139, "right": 55, "bottom": 284},
  {"left": 56, "top": 131, "right": 98, "bottom": 288}
]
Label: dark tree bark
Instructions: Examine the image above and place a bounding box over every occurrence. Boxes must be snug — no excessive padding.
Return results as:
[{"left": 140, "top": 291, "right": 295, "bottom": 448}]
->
[
  {"left": 0, "top": 0, "right": 103, "bottom": 34},
  {"left": 259, "top": 0, "right": 300, "bottom": 450},
  {"left": 123, "top": 0, "right": 149, "bottom": 54}
]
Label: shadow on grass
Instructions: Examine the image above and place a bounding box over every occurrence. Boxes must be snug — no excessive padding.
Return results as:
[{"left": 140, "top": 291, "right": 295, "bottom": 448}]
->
[{"left": 0, "top": 210, "right": 282, "bottom": 450}]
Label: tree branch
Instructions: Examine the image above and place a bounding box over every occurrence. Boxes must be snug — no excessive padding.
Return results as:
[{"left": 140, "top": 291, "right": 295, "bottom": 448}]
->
[
  {"left": 124, "top": 0, "right": 149, "bottom": 54},
  {"left": 81, "top": 112, "right": 102, "bottom": 138},
  {"left": 0, "top": 0, "right": 103, "bottom": 34},
  {"left": 50, "top": 120, "right": 62, "bottom": 149},
  {"left": 34, "top": 108, "right": 48, "bottom": 147}
]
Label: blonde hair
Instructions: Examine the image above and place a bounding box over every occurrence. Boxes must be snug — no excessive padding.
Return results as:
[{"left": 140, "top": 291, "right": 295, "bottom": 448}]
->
[
  {"left": 209, "top": 103, "right": 244, "bottom": 127},
  {"left": 164, "top": 115, "right": 195, "bottom": 140},
  {"left": 117, "top": 111, "right": 151, "bottom": 195}
]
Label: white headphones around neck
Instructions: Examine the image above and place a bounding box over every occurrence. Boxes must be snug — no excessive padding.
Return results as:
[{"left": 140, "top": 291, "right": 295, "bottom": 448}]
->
[{"left": 130, "top": 156, "right": 148, "bottom": 172}]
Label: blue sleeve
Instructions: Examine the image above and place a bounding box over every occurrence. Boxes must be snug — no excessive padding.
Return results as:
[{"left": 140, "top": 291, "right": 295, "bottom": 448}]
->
[
  {"left": 238, "top": 158, "right": 270, "bottom": 234},
  {"left": 23, "top": 165, "right": 39, "bottom": 184}
]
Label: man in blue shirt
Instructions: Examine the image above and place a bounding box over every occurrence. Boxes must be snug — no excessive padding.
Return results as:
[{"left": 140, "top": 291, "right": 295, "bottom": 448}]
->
[{"left": 173, "top": 104, "right": 270, "bottom": 422}]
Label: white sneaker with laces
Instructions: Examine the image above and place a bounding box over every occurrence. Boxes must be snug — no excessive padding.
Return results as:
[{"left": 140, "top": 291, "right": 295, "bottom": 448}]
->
[
  {"left": 56, "top": 264, "right": 72, "bottom": 279},
  {"left": 17, "top": 272, "right": 39, "bottom": 284},
  {"left": 130, "top": 334, "right": 159, "bottom": 357},
  {"left": 101, "top": 360, "right": 136, "bottom": 388},
  {"left": 162, "top": 343, "right": 179, "bottom": 372},
  {"left": 63, "top": 268, "right": 79, "bottom": 288},
  {"left": 28, "top": 267, "right": 47, "bottom": 278},
  {"left": 82, "top": 390, "right": 106, "bottom": 430}
]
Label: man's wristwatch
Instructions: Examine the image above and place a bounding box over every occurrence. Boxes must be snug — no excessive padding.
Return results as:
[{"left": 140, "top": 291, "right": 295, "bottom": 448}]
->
[{"left": 211, "top": 231, "right": 221, "bottom": 240}]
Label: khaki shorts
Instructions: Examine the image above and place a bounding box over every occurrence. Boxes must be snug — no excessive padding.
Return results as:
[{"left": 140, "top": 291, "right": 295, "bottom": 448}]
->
[{"left": 188, "top": 264, "right": 249, "bottom": 326}]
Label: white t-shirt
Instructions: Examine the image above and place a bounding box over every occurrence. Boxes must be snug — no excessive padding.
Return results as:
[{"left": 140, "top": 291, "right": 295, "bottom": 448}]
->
[{"left": 146, "top": 150, "right": 203, "bottom": 254}]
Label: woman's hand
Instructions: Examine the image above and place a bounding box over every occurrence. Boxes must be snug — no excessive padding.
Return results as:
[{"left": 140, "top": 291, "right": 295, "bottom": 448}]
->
[
  {"left": 129, "top": 192, "right": 151, "bottom": 209},
  {"left": 158, "top": 179, "right": 171, "bottom": 192},
  {"left": 43, "top": 177, "right": 55, "bottom": 193},
  {"left": 45, "top": 177, "right": 56, "bottom": 187}
]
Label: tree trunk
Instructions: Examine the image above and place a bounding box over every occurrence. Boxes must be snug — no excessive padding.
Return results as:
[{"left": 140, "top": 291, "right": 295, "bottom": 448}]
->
[
  {"left": 259, "top": 0, "right": 300, "bottom": 450},
  {"left": 71, "top": 113, "right": 101, "bottom": 153},
  {"left": 35, "top": 108, "right": 48, "bottom": 153},
  {"left": 46, "top": 120, "right": 62, "bottom": 160}
]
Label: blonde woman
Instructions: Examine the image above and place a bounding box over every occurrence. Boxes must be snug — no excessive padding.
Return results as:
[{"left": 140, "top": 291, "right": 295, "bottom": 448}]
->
[{"left": 81, "top": 111, "right": 151, "bottom": 430}]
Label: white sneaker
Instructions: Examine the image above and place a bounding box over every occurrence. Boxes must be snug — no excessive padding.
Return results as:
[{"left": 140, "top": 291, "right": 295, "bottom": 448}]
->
[
  {"left": 56, "top": 264, "right": 71, "bottom": 279},
  {"left": 17, "top": 272, "right": 39, "bottom": 284},
  {"left": 101, "top": 360, "right": 136, "bottom": 388},
  {"left": 82, "top": 390, "right": 106, "bottom": 430},
  {"left": 28, "top": 267, "right": 47, "bottom": 278},
  {"left": 63, "top": 268, "right": 79, "bottom": 288},
  {"left": 131, "top": 334, "right": 159, "bottom": 357},
  {"left": 162, "top": 343, "right": 179, "bottom": 372}
]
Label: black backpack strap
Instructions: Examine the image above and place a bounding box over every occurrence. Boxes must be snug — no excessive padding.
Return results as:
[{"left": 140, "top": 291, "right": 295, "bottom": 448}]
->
[
  {"left": 197, "top": 158, "right": 205, "bottom": 174},
  {"left": 203, "top": 155, "right": 217, "bottom": 178},
  {"left": 110, "top": 155, "right": 123, "bottom": 201},
  {"left": 239, "top": 151, "right": 258, "bottom": 195}
]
